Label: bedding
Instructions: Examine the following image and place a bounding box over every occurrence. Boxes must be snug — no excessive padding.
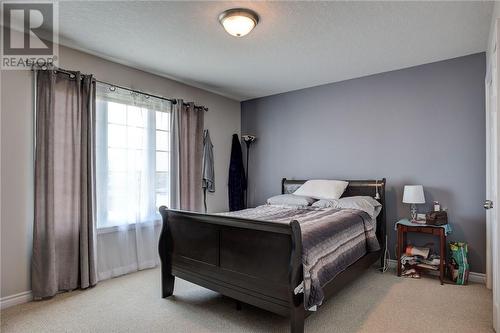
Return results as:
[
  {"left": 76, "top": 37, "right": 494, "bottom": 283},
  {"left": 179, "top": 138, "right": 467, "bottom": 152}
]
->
[
  {"left": 266, "top": 194, "right": 316, "bottom": 207},
  {"left": 219, "top": 205, "right": 380, "bottom": 310},
  {"left": 293, "top": 179, "right": 349, "bottom": 200}
]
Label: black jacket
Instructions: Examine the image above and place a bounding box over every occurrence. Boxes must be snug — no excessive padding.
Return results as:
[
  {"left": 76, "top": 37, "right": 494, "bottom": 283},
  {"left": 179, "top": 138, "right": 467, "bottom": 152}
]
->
[{"left": 228, "top": 134, "right": 246, "bottom": 211}]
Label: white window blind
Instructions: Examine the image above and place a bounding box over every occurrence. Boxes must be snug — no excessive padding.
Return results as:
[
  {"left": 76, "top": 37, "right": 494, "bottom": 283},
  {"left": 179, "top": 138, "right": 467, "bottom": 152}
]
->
[{"left": 95, "top": 84, "right": 172, "bottom": 229}]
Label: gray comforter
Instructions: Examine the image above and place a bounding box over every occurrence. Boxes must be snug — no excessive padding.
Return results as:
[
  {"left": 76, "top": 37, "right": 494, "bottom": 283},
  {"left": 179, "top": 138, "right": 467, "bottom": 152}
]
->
[{"left": 220, "top": 205, "right": 380, "bottom": 309}]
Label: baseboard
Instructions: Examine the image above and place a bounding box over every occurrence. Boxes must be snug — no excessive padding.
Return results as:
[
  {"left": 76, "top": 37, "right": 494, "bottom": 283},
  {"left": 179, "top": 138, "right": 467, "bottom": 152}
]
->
[
  {"left": 97, "top": 260, "right": 158, "bottom": 281},
  {"left": 0, "top": 290, "right": 33, "bottom": 310},
  {"left": 0, "top": 260, "right": 485, "bottom": 311},
  {"left": 386, "top": 259, "right": 485, "bottom": 284},
  {"left": 469, "top": 271, "right": 487, "bottom": 284},
  {"left": 493, "top": 302, "right": 498, "bottom": 332},
  {"left": 1, "top": 262, "right": 160, "bottom": 310}
]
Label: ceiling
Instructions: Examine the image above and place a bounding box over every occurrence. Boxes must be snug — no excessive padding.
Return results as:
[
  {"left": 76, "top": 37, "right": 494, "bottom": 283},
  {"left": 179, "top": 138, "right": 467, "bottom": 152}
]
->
[{"left": 58, "top": 1, "right": 493, "bottom": 101}]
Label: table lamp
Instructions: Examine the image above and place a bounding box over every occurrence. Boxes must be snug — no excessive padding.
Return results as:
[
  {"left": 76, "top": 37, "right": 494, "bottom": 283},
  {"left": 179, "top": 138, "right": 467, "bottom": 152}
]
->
[{"left": 402, "top": 185, "right": 425, "bottom": 220}]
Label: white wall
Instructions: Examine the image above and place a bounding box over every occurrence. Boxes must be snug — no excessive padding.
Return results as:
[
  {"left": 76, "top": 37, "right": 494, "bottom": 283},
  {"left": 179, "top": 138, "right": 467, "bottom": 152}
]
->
[
  {"left": 488, "top": 2, "right": 500, "bottom": 58},
  {"left": 0, "top": 45, "right": 241, "bottom": 299},
  {"left": 0, "top": 69, "right": 35, "bottom": 301}
]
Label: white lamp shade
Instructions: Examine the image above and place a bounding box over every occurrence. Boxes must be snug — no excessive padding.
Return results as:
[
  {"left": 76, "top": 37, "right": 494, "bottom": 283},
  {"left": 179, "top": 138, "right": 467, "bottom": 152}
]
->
[{"left": 402, "top": 185, "right": 425, "bottom": 204}]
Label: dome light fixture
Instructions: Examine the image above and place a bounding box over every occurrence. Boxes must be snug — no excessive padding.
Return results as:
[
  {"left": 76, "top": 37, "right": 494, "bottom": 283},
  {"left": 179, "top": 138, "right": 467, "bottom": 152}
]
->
[{"left": 218, "top": 8, "right": 259, "bottom": 37}]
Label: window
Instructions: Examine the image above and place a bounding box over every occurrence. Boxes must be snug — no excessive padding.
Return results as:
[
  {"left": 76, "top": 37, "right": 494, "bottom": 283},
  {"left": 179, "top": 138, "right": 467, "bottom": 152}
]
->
[
  {"left": 155, "top": 111, "right": 171, "bottom": 210},
  {"left": 95, "top": 85, "right": 171, "bottom": 229}
]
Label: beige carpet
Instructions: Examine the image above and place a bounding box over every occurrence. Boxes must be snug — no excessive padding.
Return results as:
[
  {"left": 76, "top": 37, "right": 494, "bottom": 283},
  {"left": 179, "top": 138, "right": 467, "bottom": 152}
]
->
[{"left": 1, "top": 267, "right": 493, "bottom": 333}]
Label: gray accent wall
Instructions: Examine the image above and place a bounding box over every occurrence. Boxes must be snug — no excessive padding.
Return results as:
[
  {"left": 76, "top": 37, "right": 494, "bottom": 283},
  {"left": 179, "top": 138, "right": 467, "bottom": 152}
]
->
[{"left": 241, "top": 53, "right": 486, "bottom": 273}]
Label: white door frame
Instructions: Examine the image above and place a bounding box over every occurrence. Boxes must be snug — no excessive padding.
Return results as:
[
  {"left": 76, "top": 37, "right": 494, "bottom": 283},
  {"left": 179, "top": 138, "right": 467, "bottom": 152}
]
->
[
  {"left": 487, "top": 59, "right": 499, "bottom": 331},
  {"left": 486, "top": 61, "right": 494, "bottom": 292},
  {"left": 487, "top": 18, "right": 500, "bottom": 332}
]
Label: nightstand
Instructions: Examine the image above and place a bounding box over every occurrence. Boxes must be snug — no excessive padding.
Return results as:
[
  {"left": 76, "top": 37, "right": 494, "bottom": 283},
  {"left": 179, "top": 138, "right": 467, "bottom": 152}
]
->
[{"left": 396, "top": 219, "right": 451, "bottom": 285}]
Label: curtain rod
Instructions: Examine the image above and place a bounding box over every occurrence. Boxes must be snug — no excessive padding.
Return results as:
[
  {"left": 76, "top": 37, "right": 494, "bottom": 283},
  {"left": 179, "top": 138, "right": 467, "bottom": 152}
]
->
[
  {"left": 97, "top": 79, "right": 176, "bottom": 104},
  {"left": 33, "top": 66, "right": 208, "bottom": 111},
  {"left": 98, "top": 80, "right": 208, "bottom": 112}
]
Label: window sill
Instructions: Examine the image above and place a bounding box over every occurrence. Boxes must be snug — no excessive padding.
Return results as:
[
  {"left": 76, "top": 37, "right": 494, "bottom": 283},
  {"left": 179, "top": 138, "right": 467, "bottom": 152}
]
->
[{"left": 97, "top": 219, "right": 162, "bottom": 235}]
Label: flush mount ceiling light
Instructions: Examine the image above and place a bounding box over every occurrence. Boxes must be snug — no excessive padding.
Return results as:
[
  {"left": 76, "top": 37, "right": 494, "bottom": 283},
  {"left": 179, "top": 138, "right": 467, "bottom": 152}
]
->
[{"left": 218, "top": 8, "right": 259, "bottom": 37}]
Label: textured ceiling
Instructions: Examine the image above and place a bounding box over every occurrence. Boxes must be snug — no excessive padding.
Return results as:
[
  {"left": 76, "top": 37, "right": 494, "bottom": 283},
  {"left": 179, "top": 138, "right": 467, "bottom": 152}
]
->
[{"left": 58, "top": 1, "right": 493, "bottom": 101}]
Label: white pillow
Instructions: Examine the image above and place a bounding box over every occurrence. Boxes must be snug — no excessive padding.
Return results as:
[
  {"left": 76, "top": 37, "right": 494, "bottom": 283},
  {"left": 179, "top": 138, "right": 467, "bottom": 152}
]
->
[
  {"left": 311, "top": 196, "right": 382, "bottom": 219},
  {"left": 293, "top": 180, "right": 349, "bottom": 200},
  {"left": 266, "top": 194, "right": 316, "bottom": 207},
  {"left": 336, "top": 196, "right": 382, "bottom": 219}
]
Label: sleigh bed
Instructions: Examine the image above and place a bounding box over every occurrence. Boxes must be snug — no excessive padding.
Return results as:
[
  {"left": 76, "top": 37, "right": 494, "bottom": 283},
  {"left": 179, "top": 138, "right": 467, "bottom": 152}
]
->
[{"left": 158, "top": 178, "right": 386, "bottom": 333}]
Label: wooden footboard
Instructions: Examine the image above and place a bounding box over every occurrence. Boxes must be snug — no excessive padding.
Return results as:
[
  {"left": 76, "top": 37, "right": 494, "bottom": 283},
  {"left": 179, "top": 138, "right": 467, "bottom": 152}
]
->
[
  {"left": 158, "top": 178, "right": 386, "bottom": 333},
  {"left": 158, "top": 206, "right": 305, "bottom": 333}
]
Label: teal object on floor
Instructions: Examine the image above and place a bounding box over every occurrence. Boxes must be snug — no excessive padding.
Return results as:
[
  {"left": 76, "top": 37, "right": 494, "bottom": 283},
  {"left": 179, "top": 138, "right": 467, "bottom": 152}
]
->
[{"left": 449, "top": 242, "right": 469, "bottom": 285}]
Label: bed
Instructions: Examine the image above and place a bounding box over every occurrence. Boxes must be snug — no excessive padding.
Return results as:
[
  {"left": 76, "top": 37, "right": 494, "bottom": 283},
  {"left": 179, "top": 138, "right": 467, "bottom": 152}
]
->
[{"left": 158, "top": 178, "right": 386, "bottom": 333}]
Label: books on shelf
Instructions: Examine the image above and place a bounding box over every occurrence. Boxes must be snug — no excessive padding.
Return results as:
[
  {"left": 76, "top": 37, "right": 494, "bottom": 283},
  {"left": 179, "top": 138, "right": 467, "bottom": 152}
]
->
[
  {"left": 401, "top": 246, "right": 440, "bottom": 278},
  {"left": 416, "top": 263, "right": 439, "bottom": 270},
  {"left": 405, "top": 245, "right": 430, "bottom": 258},
  {"left": 402, "top": 268, "right": 421, "bottom": 278},
  {"left": 421, "top": 257, "right": 440, "bottom": 266}
]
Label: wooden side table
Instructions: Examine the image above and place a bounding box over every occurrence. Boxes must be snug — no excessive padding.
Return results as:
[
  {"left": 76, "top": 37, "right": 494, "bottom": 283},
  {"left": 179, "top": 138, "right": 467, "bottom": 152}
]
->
[{"left": 396, "top": 221, "right": 447, "bottom": 285}]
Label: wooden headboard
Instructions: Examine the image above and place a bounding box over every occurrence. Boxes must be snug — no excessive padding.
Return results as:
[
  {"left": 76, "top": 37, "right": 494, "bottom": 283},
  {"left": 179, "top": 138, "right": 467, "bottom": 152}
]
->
[{"left": 281, "top": 178, "right": 387, "bottom": 249}]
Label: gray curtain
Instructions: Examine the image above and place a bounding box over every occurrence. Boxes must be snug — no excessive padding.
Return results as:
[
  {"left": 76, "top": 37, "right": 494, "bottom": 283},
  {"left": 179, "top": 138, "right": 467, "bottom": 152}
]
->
[
  {"left": 170, "top": 100, "right": 205, "bottom": 211},
  {"left": 32, "top": 69, "right": 97, "bottom": 298}
]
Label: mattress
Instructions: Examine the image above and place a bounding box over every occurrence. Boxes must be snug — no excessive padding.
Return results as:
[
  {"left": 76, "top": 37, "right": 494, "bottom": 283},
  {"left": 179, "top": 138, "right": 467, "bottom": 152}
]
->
[{"left": 219, "top": 205, "right": 380, "bottom": 310}]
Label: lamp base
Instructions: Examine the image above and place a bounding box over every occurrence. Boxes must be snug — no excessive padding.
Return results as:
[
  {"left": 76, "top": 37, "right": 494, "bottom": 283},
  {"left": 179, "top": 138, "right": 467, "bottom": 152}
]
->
[{"left": 410, "top": 204, "right": 417, "bottom": 220}]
